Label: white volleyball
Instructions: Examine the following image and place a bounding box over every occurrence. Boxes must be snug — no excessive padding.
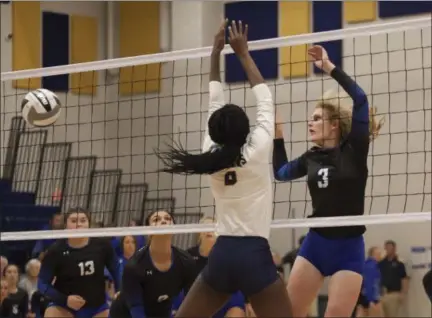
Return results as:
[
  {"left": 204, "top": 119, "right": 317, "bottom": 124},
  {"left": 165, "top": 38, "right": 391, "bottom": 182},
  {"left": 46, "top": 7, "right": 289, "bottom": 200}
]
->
[{"left": 21, "top": 88, "right": 61, "bottom": 127}]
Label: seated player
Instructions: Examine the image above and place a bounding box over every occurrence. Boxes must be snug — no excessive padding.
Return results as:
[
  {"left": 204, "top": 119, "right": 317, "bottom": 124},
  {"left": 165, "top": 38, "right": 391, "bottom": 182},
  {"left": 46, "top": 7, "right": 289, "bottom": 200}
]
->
[
  {"left": 38, "top": 207, "right": 120, "bottom": 318},
  {"left": 356, "top": 247, "right": 383, "bottom": 317},
  {"left": 172, "top": 217, "right": 246, "bottom": 318},
  {"left": 273, "top": 45, "right": 384, "bottom": 317},
  {"left": 423, "top": 269, "right": 432, "bottom": 302},
  {"left": 157, "top": 20, "right": 292, "bottom": 317},
  {"left": 4, "top": 264, "right": 28, "bottom": 318},
  {"left": 109, "top": 210, "right": 196, "bottom": 318}
]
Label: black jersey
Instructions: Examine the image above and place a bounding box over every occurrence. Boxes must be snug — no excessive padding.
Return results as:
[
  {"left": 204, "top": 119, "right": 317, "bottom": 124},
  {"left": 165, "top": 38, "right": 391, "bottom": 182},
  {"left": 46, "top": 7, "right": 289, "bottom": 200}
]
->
[
  {"left": 30, "top": 290, "right": 49, "bottom": 318},
  {"left": 37, "top": 238, "right": 120, "bottom": 309},
  {"left": 273, "top": 67, "right": 370, "bottom": 238},
  {"left": 111, "top": 246, "right": 196, "bottom": 318},
  {"left": 187, "top": 245, "right": 208, "bottom": 276},
  {"left": 3, "top": 288, "right": 28, "bottom": 318}
]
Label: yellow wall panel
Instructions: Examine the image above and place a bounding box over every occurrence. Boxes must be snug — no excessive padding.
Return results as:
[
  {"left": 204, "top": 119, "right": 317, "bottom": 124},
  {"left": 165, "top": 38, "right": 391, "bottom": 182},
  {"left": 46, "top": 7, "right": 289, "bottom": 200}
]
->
[
  {"left": 119, "top": 1, "right": 160, "bottom": 95},
  {"left": 344, "top": 1, "right": 377, "bottom": 24},
  {"left": 70, "top": 15, "right": 99, "bottom": 95},
  {"left": 12, "top": 1, "right": 41, "bottom": 89},
  {"left": 280, "top": 1, "right": 310, "bottom": 78}
]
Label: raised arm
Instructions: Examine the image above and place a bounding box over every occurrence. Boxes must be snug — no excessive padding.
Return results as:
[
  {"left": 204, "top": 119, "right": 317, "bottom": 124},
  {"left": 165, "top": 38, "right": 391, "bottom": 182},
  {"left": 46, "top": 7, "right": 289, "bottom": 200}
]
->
[
  {"left": 122, "top": 264, "right": 146, "bottom": 318},
  {"left": 309, "top": 46, "right": 369, "bottom": 140},
  {"left": 228, "top": 20, "right": 274, "bottom": 161},
  {"left": 203, "top": 20, "right": 227, "bottom": 153},
  {"left": 273, "top": 120, "right": 307, "bottom": 181},
  {"left": 37, "top": 247, "right": 68, "bottom": 306}
]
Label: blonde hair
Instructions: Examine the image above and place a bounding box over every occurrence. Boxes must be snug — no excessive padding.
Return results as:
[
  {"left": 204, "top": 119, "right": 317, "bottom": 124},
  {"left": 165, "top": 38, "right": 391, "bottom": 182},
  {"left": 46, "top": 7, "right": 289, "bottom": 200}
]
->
[
  {"left": 196, "top": 216, "right": 216, "bottom": 244},
  {"left": 317, "top": 91, "right": 385, "bottom": 141}
]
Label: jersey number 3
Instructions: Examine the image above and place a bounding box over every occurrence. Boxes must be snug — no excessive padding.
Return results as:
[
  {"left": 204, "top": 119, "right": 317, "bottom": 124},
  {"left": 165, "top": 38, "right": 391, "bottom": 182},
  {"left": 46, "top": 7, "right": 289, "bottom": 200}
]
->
[
  {"left": 78, "top": 261, "right": 95, "bottom": 276},
  {"left": 317, "top": 168, "right": 329, "bottom": 188}
]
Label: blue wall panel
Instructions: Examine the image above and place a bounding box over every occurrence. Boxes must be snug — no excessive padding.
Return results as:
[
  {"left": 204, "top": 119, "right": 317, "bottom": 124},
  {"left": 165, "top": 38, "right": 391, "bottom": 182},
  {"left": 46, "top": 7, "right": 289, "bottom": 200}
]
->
[
  {"left": 312, "top": 1, "right": 343, "bottom": 74},
  {"left": 224, "top": 1, "right": 278, "bottom": 83},
  {"left": 42, "top": 12, "right": 69, "bottom": 92},
  {"left": 379, "top": 1, "right": 432, "bottom": 18}
]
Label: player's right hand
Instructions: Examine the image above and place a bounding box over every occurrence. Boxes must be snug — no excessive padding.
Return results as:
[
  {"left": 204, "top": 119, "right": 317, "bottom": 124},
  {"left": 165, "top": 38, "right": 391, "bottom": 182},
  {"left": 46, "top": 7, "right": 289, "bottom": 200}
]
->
[
  {"left": 212, "top": 19, "right": 228, "bottom": 54},
  {"left": 228, "top": 20, "right": 249, "bottom": 57},
  {"left": 67, "top": 295, "right": 86, "bottom": 311}
]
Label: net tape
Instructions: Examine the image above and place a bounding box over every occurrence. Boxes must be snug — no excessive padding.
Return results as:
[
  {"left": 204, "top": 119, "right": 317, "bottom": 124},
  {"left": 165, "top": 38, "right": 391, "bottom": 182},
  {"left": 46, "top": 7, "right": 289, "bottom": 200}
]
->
[
  {"left": 1, "top": 212, "right": 430, "bottom": 241},
  {"left": 0, "top": 17, "right": 431, "bottom": 241},
  {"left": 1, "top": 17, "right": 430, "bottom": 81}
]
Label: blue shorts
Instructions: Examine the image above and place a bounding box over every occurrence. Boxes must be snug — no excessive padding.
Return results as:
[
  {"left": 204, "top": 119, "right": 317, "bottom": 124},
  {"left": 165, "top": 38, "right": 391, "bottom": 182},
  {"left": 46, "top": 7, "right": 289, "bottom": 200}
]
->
[
  {"left": 172, "top": 290, "right": 245, "bottom": 318},
  {"left": 47, "top": 302, "right": 109, "bottom": 318},
  {"left": 298, "top": 230, "right": 365, "bottom": 277},
  {"left": 201, "top": 236, "right": 278, "bottom": 296}
]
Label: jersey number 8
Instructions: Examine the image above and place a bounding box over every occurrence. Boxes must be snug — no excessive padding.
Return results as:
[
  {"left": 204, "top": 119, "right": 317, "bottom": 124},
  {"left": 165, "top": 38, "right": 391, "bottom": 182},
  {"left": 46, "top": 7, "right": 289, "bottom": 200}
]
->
[
  {"left": 78, "top": 260, "right": 95, "bottom": 276},
  {"left": 317, "top": 168, "right": 329, "bottom": 189},
  {"left": 224, "top": 171, "right": 237, "bottom": 186}
]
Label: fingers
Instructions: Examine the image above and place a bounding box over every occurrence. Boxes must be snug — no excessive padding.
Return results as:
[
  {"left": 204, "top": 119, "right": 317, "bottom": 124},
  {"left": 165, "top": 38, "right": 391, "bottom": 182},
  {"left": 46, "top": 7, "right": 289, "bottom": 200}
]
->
[
  {"left": 231, "top": 20, "right": 238, "bottom": 36},
  {"left": 220, "top": 18, "right": 228, "bottom": 32},
  {"left": 244, "top": 24, "right": 249, "bottom": 40}
]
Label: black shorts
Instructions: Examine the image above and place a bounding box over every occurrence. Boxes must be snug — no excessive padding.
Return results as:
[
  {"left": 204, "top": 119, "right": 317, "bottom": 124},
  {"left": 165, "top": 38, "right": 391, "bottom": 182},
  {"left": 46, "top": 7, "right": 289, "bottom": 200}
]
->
[{"left": 201, "top": 236, "right": 279, "bottom": 297}]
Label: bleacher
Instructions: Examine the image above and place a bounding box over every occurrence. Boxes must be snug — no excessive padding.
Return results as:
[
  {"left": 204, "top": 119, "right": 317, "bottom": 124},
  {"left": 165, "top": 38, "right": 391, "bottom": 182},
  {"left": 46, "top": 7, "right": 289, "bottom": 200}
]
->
[{"left": 0, "top": 116, "right": 200, "bottom": 268}]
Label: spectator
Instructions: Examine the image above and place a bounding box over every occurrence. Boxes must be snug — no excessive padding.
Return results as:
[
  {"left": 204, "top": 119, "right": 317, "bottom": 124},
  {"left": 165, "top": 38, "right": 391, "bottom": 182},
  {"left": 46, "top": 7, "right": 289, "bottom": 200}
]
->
[
  {"left": 379, "top": 240, "right": 409, "bottom": 317},
  {"left": 0, "top": 280, "right": 12, "bottom": 317},
  {"left": 4, "top": 264, "right": 28, "bottom": 318},
  {"left": 31, "top": 213, "right": 63, "bottom": 260},
  {"left": 18, "top": 259, "right": 40, "bottom": 300},
  {"left": 0, "top": 256, "right": 7, "bottom": 277},
  {"left": 111, "top": 219, "right": 145, "bottom": 257},
  {"left": 280, "top": 235, "right": 306, "bottom": 270},
  {"left": 356, "top": 246, "right": 383, "bottom": 318}
]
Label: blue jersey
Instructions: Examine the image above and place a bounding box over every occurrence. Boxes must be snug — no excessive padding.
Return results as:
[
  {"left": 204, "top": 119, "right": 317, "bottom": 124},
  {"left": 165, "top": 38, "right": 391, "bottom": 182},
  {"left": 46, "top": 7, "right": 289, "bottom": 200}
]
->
[{"left": 361, "top": 258, "right": 381, "bottom": 303}]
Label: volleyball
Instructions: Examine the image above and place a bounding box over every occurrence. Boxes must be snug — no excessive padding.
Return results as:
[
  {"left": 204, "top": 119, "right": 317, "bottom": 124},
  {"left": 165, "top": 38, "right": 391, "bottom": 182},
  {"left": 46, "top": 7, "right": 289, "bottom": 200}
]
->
[{"left": 21, "top": 88, "right": 61, "bottom": 127}]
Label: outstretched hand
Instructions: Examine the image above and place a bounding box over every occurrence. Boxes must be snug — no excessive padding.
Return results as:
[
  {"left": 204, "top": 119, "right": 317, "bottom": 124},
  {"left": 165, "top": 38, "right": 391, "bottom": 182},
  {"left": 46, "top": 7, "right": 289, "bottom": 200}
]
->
[
  {"left": 228, "top": 20, "right": 249, "bottom": 57},
  {"left": 213, "top": 19, "right": 228, "bottom": 54},
  {"left": 308, "top": 45, "right": 334, "bottom": 74}
]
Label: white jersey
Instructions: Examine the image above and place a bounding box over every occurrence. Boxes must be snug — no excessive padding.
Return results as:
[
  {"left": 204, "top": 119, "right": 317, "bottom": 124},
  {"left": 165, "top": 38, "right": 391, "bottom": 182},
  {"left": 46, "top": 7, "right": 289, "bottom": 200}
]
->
[{"left": 203, "top": 81, "right": 274, "bottom": 239}]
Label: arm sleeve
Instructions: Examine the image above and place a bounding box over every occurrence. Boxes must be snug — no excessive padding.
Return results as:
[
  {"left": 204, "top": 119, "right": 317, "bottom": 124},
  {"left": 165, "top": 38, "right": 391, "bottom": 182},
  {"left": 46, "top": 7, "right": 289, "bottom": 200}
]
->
[
  {"left": 37, "top": 248, "right": 68, "bottom": 306},
  {"left": 104, "top": 241, "right": 121, "bottom": 291},
  {"left": 330, "top": 67, "right": 370, "bottom": 152},
  {"left": 242, "top": 83, "right": 275, "bottom": 163},
  {"left": 122, "top": 264, "right": 146, "bottom": 318},
  {"left": 202, "top": 81, "right": 225, "bottom": 153},
  {"left": 31, "top": 240, "right": 45, "bottom": 258},
  {"left": 273, "top": 139, "right": 307, "bottom": 181}
]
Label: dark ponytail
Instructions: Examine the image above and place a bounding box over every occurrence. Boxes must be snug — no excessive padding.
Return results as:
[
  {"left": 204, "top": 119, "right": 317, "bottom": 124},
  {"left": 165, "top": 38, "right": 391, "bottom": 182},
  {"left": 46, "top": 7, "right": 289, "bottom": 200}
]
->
[{"left": 156, "top": 104, "right": 250, "bottom": 175}]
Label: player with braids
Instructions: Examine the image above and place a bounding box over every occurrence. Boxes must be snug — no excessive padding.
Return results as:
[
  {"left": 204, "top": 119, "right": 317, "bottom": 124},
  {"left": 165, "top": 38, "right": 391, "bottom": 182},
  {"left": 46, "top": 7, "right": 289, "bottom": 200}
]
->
[
  {"left": 273, "top": 45, "right": 384, "bottom": 317},
  {"left": 38, "top": 207, "right": 120, "bottom": 318},
  {"left": 157, "top": 20, "right": 292, "bottom": 317}
]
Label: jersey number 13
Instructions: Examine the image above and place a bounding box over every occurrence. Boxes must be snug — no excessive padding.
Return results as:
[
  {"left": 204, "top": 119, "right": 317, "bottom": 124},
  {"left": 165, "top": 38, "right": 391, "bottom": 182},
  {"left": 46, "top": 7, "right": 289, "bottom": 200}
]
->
[
  {"left": 317, "top": 168, "right": 329, "bottom": 188},
  {"left": 78, "top": 261, "right": 95, "bottom": 276}
]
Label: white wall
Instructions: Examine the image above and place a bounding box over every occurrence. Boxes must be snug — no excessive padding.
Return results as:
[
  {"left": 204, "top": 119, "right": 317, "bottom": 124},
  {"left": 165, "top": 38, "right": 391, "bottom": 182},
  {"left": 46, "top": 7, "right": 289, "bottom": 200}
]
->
[{"left": 0, "top": 2, "right": 431, "bottom": 315}]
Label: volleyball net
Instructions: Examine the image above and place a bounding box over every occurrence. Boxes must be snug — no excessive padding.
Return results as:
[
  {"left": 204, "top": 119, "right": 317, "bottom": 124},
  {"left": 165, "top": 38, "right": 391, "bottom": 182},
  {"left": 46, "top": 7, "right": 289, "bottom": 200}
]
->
[{"left": 0, "top": 17, "right": 431, "bottom": 243}]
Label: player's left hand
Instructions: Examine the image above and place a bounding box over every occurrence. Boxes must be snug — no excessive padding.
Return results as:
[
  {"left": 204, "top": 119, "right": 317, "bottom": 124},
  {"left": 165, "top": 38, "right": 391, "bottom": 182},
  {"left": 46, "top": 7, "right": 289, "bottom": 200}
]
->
[
  {"left": 308, "top": 45, "right": 334, "bottom": 74},
  {"left": 228, "top": 20, "right": 249, "bottom": 57}
]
